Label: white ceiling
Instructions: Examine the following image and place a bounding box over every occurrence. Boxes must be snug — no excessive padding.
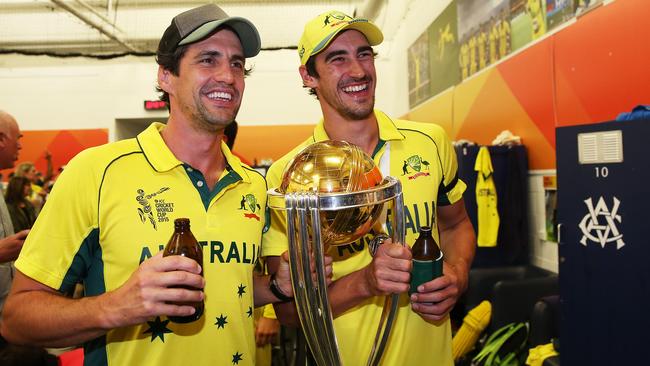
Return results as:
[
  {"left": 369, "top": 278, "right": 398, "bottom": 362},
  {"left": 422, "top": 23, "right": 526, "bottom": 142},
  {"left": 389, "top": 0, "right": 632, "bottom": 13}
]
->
[{"left": 0, "top": 0, "right": 408, "bottom": 58}]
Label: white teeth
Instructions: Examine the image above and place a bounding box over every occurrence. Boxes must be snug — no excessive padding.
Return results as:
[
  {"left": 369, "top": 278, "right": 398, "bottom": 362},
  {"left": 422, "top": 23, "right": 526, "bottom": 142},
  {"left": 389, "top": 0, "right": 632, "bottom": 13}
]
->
[
  {"left": 207, "top": 91, "right": 232, "bottom": 100},
  {"left": 342, "top": 84, "right": 367, "bottom": 93}
]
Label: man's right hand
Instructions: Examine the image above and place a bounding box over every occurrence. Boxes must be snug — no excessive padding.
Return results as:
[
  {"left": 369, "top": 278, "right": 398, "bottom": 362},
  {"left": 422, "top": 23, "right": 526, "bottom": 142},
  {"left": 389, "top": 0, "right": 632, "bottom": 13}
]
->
[
  {"left": 101, "top": 252, "right": 205, "bottom": 328},
  {"left": 0, "top": 229, "right": 29, "bottom": 262},
  {"left": 362, "top": 240, "right": 412, "bottom": 297}
]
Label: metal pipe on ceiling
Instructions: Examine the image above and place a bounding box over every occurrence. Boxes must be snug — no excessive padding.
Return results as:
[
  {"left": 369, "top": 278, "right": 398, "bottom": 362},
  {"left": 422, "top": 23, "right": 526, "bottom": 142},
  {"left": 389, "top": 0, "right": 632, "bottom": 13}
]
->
[
  {"left": 49, "top": 0, "right": 140, "bottom": 53},
  {"left": 73, "top": 0, "right": 125, "bottom": 33}
]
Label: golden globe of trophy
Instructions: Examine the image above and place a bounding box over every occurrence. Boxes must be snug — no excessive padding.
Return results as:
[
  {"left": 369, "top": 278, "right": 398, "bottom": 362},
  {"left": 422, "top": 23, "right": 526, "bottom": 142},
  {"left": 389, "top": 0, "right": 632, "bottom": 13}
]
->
[{"left": 268, "top": 140, "right": 405, "bottom": 366}]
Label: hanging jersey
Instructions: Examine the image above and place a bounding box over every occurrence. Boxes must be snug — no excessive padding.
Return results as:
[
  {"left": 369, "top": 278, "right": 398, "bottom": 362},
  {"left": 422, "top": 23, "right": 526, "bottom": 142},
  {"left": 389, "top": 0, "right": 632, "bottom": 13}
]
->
[{"left": 475, "top": 146, "right": 499, "bottom": 247}]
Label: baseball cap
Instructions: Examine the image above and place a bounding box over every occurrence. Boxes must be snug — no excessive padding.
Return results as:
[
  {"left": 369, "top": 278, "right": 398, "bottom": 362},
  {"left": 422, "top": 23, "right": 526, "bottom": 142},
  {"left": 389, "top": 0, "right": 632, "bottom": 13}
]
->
[
  {"left": 157, "top": 4, "right": 261, "bottom": 58},
  {"left": 298, "top": 10, "right": 383, "bottom": 65}
]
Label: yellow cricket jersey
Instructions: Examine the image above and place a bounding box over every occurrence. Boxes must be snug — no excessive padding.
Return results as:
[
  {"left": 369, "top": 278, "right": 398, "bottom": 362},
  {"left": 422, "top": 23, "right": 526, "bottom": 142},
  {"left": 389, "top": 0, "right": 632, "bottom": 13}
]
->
[
  {"left": 474, "top": 147, "right": 499, "bottom": 247},
  {"left": 459, "top": 43, "right": 470, "bottom": 79},
  {"left": 478, "top": 32, "right": 488, "bottom": 70},
  {"left": 263, "top": 110, "right": 466, "bottom": 366},
  {"left": 527, "top": 0, "right": 547, "bottom": 39},
  {"left": 15, "top": 123, "right": 268, "bottom": 366},
  {"left": 499, "top": 20, "right": 511, "bottom": 58},
  {"left": 468, "top": 36, "right": 478, "bottom": 75},
  {"left": 489, "top": 25, "right": 499, "bottom": 64}
]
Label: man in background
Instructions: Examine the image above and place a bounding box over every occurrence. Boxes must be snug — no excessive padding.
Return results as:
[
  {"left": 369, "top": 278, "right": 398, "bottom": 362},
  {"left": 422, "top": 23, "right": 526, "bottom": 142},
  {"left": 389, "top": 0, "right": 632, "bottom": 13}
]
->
[
  {"left": 263, "top": 11, "right": 476, "bottom": 365},
  {"left": 0, "top": 111, "right": 30, "bottom": 321},
  {"left": 0, "top": 111, "right": 53, "bottom": 365}
]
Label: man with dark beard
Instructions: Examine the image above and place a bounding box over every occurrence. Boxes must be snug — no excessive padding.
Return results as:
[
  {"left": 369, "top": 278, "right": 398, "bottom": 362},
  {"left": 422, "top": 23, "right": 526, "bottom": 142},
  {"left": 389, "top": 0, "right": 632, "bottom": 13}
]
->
[
  {"left": 1, "top": 5, "right": 298, "bottom": 366},
  {"left": 263, "top": 10, "right": 476, "bottom": 365}
]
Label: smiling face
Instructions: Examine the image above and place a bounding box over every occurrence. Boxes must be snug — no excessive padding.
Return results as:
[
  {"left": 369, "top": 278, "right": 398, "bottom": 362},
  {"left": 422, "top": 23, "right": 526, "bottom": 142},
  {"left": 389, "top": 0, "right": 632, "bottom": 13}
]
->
[
  {"left": 161, "top": 28, "right": 246, "bottom": 133},
  {"left": 303, "top": 30, "right": 376, "bottom": 121}
]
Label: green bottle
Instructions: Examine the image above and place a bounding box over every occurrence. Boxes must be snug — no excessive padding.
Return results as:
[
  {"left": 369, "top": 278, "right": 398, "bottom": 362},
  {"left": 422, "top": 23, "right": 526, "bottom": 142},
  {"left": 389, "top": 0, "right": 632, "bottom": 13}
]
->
[{"left": 409, "top": 226, "right": 443, "bottom": 295}]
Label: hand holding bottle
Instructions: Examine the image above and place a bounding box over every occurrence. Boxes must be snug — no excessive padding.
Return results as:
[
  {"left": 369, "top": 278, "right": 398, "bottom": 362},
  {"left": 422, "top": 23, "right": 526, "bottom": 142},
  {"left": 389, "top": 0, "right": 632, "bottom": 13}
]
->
[
  {"left": 100, "top": 251, "right": 204, "bottom": 329},
  {"left": 410, "top": 262, "right": 461, "bottom": 322},
  {"left": 163, "top": 218, "right": 204, "bottom": 323},
  {"left": 409, "top": 226, "right": 443, "bottom": 295}
]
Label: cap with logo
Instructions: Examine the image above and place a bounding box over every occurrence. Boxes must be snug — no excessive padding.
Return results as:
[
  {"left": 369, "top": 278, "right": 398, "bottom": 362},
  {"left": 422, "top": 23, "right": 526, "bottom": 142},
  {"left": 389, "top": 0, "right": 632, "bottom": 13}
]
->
[
  {"left": 297, "top": 10, "right": 383, "bottom": 65},
  {"left": 157, "top": 4, "right": 261, "bottom": 58}
]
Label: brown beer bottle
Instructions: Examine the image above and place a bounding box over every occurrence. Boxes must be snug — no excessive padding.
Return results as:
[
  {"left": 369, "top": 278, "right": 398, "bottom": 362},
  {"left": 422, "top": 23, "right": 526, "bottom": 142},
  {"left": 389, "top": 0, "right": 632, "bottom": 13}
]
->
[
  {"left": 163, "top": 218, "right": 204, "bottom": 323},
  {"left": 409, "top": 226, "right": 443, "bottom": 295}
]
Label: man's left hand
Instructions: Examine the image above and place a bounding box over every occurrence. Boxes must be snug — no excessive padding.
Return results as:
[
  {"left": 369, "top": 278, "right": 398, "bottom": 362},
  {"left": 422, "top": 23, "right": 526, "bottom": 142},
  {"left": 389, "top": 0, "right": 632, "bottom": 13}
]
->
[{"left": 409, "top": 261, "right": 467, "bottom": 322}]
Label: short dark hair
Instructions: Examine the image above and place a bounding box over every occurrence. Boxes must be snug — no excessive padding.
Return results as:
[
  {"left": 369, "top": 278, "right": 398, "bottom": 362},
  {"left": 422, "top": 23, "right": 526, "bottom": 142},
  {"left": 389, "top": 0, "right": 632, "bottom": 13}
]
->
[
  {"left": 155, "top": 44, "right": 189, "bottom": 110},
  {"left": 223, "top": 120, "right": 238, "bottom": 149}
]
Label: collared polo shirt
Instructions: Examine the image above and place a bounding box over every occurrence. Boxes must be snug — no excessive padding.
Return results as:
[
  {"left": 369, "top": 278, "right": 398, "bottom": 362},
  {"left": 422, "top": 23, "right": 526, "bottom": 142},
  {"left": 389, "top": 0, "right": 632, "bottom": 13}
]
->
[
  {"left": 16, "top": 123, "right": 267, "bottom": 366},
  {"left": 263, "top": 110, "right": 465, "bottom": 366}
]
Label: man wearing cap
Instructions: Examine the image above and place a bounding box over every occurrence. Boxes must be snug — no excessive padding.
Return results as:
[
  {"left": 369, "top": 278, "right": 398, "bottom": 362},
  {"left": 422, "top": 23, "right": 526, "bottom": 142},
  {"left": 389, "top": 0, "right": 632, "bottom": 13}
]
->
[
  {"left": 263, "top": 10, "right": 476, "bottom": 365},
  {"left": 1, "top": 5, "right": 298, "bottom": 365}
]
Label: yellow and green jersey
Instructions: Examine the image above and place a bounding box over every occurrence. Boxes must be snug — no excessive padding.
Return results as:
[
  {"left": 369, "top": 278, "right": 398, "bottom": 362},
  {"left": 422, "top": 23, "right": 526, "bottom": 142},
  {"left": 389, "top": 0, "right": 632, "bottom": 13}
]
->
[
  {"left": 263, "top": 110, "right": 465, "bottom": 366},
  {"left": 459, "top": 43, "right": 470, "bottom": 79},
  {"left": 527, "top": 0, "right": 547, "bottom": 39},
  {"left": 489, "top": 24, "right": 499, "bottom": 64},
  {"left": 468, "top": 35, "right": 478, "bottom": 75},
  {"left": 477, "top": 31, "right": 488, "bottom": 70},
  {"left": 16, "top": 123, "right": 268, "bottom": 366},
  {"left": 499, "top": 20, "right": 511, "bottom": 58}
]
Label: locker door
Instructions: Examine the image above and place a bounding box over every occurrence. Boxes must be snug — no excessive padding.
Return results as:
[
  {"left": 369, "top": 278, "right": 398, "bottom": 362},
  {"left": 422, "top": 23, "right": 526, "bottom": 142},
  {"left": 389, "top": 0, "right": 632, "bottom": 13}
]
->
[{"left": 556, "top": 119, "right": 650, "bottom": 366}]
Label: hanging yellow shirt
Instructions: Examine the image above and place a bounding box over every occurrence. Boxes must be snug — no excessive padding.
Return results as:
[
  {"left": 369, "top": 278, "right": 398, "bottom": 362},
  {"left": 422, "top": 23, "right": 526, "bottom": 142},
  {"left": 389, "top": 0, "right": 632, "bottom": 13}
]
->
[{"left": 475, "top": 147, "right": 499, "bottom": 247}]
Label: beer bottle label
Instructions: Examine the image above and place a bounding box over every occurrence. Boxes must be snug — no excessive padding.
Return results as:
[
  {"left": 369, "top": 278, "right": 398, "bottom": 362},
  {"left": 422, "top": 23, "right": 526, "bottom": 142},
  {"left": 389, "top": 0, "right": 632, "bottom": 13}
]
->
[{"left": 409, "top": 256, "right": 443, "bottom": 295}]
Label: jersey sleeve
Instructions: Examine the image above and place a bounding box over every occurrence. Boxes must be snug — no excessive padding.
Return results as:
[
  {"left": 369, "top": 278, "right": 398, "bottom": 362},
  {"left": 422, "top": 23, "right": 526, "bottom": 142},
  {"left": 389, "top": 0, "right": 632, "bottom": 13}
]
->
[
  {"left": 433, "top": 125, "right": 466, "bottom": 206},
  {"left": 261, "top": 160, "right": 290, "bottom": 258},
  {"left": 15, "top": 149, "right": 101, "bottom": 293}
]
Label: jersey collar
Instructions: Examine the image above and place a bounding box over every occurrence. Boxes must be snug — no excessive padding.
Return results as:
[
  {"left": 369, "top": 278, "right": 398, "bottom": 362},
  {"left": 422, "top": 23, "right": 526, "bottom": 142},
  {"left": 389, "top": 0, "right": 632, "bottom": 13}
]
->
[
  {"left": 137, "top": 122, "right": 252, "bottom": 184},
  {"left": 312, "top": 110, "right": 406, "bottom": 143}
]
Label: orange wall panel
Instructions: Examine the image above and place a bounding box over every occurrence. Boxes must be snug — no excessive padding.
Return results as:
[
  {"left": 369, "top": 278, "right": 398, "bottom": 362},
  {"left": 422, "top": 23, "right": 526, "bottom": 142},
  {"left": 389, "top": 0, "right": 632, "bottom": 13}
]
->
[
  {"left": 452, "top": 70, "right": 492, "bottom": 138},
  {"left": 407, "top": 0, "right": 650, "bottom": 170},
  {"left": 235, "top": 124, "right": 315, "bottom": 163},
  {"left": 554, "top": 0, "right": 650, "bottom": 126},
  {"left": 1, "top": 129, "right": 108, "bottom": 181},
  {"left": 497, "top": 38, "right": 556, "bottom": 148},
  {"left": 404, "top": 87, "right": 454, "bottom": 134},
  {"left": 455, "top": 69, "right": 556, "bottom": 169}
]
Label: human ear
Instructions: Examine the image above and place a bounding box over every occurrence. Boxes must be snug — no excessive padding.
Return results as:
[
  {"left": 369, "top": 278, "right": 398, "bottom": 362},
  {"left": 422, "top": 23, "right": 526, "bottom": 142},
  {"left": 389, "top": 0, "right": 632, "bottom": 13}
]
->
[
  {"left": 157, "top": 66, "right": 172, "bottom": 92},
  {"left": 299, "top": 65, "right": 318, "bottom": 89}
]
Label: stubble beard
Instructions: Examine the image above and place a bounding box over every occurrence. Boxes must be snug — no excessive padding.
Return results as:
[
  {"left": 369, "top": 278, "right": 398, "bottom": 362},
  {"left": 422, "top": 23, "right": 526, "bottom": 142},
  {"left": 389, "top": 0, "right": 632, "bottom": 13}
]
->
[
  {"left": 338, "top": 96, "right": 375, "bottom": 121},
  {"left": 329, "top": 77, "right": 375, "bottom": 121},
  {"left": 191, "top": 93, "right": 240, "bottom": 133}
]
